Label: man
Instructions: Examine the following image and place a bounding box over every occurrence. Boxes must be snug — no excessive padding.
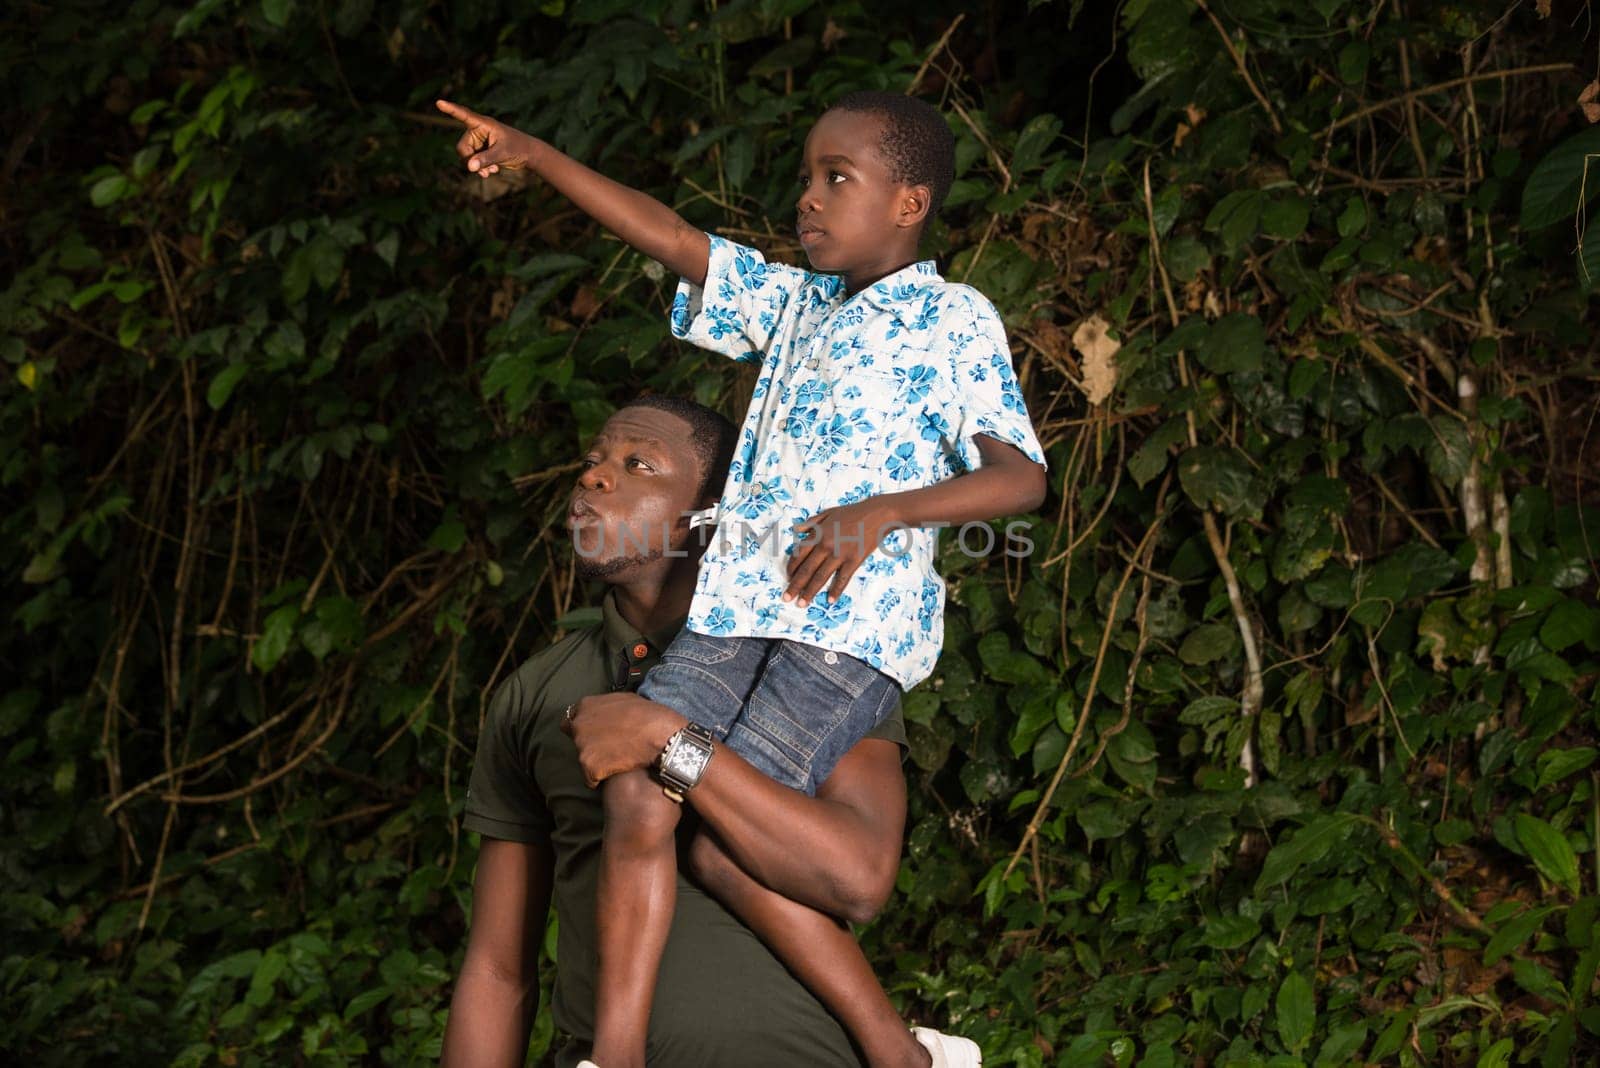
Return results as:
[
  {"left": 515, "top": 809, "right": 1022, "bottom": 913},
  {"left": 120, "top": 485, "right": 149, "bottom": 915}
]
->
[{"left": 442, "top": 395, "right": 909, "bottom": 1067}]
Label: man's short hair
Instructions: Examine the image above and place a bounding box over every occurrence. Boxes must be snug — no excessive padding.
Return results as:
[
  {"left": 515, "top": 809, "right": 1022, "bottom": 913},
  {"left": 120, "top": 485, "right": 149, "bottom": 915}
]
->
[
  {"left": 827, "top": 90, "right": 956, "bottom": 218},
  {"left": 620, "top": 394, "right": 736, "bottom": 502}
]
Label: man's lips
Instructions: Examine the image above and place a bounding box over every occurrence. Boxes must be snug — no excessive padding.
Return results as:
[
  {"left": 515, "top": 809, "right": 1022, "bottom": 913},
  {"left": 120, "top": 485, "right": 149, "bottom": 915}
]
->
[{"left": 567, "top": 499, "right": 599, "bottom": 527}]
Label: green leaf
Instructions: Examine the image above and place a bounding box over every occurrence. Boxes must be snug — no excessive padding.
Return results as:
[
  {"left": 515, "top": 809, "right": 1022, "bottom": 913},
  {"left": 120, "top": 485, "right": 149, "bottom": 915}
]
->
[
  {"left": 1196, "top": 314, "right": 1265, "bottom": 374},
  {"left": 1541, "top": 598, "right": 1599, "bottom": 652},
  {"left": 1202, "top": 913, "right": 1260, "bottom": 949},
  {"left": 1127, "top": 417, "right": 1187, "bottom": 488},
  {"left": 90, "top": 174, "right": 130, "bottom": 207},
  {"left": 1536, "top": 747, "right": 1598, "bottom": 790},
  {"left": 206, "top": 362, "right": 248, "bottom": 409},
  {"left": 1514, "top": 813, "right": 1580, "bottom": 893},
  {"left": 1477, "top": 1038, "right": 1514, "bottom": 1068},
  {"left": 1262, "top": 197, "right": 1310, "bottom": 240},
  {"left": 1255, "top": 813, "right": 1360, "bottom": 892},
  {"left": 428, "top": 507, "right": 467, "bottom": 553},
  {"left": 1520, "top": 126, "right": 1600, "bottom": 231},
  {"left": 1077, "top": 800, "right": 1136, "bottom": 842},
  {"left": 1275, "top": 970, "right": 1315, "bottom": 1054},
  {"left": 252, "top": 604, "right": 299, "bottom": 673},
  {"left": 262, "top": 0, "right": 293, "bottom": 27},
  {"left": 1205, "top": 189, "right": 1265, "bottom": 253},
  {"left": 1178, "top": 445, "right": 1266, "bottom": 520},
  {"left": 1179, "top": 622, "right": 1238, "bottom": 665}
]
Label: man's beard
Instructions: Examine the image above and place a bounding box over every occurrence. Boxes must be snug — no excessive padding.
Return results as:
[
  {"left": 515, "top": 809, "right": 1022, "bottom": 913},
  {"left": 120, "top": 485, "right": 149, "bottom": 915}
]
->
[{"left": 574, "top": 549, "right": 663, "bottom": 580}]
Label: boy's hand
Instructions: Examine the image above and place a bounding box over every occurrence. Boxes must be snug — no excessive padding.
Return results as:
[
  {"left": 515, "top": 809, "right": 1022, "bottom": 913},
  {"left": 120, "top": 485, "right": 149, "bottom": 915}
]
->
[
  {"left": 435, "top": 99, "right": 537, "bottom": 177},
  {"left": 785, "top": 498, "right": 904, "bottom": 607},
  {"left": 563, "top": 693, "right": 685, "bottom": 788}
]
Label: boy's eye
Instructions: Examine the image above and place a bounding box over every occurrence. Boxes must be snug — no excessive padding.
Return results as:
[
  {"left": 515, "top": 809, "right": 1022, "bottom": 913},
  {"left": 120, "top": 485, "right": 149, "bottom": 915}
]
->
[{"left": 828, "top": 171, "right": 846, "bottom": 184}]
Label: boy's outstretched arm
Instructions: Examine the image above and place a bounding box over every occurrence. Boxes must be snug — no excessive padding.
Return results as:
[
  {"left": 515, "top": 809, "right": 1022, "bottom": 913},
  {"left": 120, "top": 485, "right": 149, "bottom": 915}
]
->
[
  {"left": 436, "top": 99, "right": 710, "bottom": 286},
  {"left": 786, "top": 434, "right": 1046, "bottom": 604}
]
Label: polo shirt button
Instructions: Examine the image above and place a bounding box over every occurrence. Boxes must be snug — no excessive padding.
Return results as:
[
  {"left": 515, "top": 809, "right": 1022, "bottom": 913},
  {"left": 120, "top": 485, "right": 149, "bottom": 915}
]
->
[
  {"left": 632, "top": 643, "right": 648, "bottom": 660},
  {"left": 824, "top": 651, "right": 838, "bottom": 665}
]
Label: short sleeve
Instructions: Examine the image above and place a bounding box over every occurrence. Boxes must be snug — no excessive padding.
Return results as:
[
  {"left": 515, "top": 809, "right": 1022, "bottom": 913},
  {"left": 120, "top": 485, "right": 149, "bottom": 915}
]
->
[
  {"left": 865, "top": 701, "right": 907, "bottom": 750},
  {"left": 463, "top": 671, "right": 552, "bottom": 843},
  {"left": 669, "top": 234, "right": 810, "bottom": 363},
  {"left": 943, "top": 289, "right": 1047, "bottom": 473}
]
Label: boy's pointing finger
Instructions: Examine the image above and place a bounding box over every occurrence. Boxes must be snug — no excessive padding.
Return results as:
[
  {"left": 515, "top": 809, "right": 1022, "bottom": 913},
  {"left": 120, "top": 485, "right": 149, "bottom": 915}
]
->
[{"left": 434, "top": 99, "right": 479, "bottom": 125}]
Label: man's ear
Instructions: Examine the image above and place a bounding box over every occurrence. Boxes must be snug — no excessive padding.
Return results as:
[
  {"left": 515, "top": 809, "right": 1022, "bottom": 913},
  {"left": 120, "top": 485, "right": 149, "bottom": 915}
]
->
[{"left": 897, "top": 184, "right": 932, "bottom": 229}]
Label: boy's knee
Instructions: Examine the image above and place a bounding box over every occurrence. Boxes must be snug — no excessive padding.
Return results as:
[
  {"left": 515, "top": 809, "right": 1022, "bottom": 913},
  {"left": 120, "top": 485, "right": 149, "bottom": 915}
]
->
[{"left": 602, "top": 770, "right": 680, "bottom": 849}]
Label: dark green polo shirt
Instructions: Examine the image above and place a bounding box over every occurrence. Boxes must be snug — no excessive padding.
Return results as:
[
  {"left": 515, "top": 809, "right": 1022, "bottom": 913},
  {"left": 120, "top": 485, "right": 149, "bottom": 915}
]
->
[{"left": 465, "top": 591, "right": 906, "bottom": 1068}]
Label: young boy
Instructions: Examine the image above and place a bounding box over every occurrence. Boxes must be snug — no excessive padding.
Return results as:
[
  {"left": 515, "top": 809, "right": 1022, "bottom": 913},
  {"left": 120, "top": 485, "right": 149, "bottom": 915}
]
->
[{"left": 440, "top": 91, "right": 1046, "bottom": 1068}]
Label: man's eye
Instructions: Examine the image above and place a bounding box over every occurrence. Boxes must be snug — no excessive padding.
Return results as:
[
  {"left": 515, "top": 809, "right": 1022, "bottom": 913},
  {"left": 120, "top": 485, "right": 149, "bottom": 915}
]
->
[
  {"left": 580, "top": 457, "right": 598, "bottom": 469},
  {"left": 627, "top": 457, "right": 654, "bottom": 472}
]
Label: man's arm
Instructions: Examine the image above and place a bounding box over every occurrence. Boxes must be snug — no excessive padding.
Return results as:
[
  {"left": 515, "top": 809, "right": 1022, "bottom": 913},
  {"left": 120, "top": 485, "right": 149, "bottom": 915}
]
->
[
  {"left": 565, "top": 696, "right": 904, "bottom": 924},
  {"left": 785, "top": 433, "right": 1047, "bottom": 604},
  {"left": 441, "top": 836, "right": 556, "bottom": 1068},
  {"left": 436, "top": 99, "right": 710, "bottom": 285}
]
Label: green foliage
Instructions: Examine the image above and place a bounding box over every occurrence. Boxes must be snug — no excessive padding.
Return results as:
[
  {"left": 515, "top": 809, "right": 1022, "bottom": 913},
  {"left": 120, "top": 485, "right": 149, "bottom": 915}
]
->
[{"left": 3, "top": 0, "right": 1598, "bottom": 1064}]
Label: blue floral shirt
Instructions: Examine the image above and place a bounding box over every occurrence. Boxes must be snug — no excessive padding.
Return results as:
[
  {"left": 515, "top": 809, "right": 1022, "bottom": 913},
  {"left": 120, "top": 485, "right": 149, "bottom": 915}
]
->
[{"left": 670, "top": 235, "right": 1046, "bottom": 689}]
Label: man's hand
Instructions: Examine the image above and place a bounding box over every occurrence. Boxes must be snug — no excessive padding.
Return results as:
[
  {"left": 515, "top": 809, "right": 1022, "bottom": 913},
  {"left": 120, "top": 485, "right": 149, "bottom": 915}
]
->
[
  {"left": 436, "top": 99, "right": 538, "bottom": 177},
  {"left": 784, "top": 497, "right": 903, "bottom": 607},
  {"left": 562, "top": 693, "right": 685, "bottom": 788}
]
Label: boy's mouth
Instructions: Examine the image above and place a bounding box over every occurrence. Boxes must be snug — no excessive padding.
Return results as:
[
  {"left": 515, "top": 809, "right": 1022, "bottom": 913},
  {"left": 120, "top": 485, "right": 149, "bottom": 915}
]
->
[{"left": 797, "top": 223, "right": 825, "bottom": 245}]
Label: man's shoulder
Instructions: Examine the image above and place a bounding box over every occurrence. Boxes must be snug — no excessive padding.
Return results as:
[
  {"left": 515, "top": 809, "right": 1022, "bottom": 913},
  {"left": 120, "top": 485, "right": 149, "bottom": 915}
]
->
[{"left": 486, "top": 624, "right": 605, "bottom": 721}]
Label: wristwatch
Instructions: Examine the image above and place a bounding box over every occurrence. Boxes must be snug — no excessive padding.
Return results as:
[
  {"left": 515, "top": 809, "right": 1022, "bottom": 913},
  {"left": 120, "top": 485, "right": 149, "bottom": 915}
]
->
[{"left": 656, "top": 722, "right": 716, "bottom": 802}]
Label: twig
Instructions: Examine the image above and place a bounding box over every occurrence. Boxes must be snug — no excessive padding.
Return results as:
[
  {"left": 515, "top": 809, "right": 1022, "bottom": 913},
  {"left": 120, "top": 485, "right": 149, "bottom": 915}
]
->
[
  {"left": 1003, "top": 506, "right": 1168, "bottom": 880},
  {"left": 1194, "top": 0, "right": 1282, "bottom": 135},
  {"left": 1320, "top": 63, "right": 1575, "bottom": 135},
  {"left": 907, "top": 14, "right": 966, "bottom": 96},
  {"left": 1144, "top": 158, "right": 1265, "bottom": 786}
]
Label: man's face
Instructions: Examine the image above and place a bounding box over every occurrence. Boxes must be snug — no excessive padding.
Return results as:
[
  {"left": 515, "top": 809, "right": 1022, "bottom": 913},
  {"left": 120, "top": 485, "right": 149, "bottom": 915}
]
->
[
  {"left": 794, "top": 110, "right": 917, "bottom": 275},
  {"left": 568, "top": 406, "right": 705, "bottom": 580}
]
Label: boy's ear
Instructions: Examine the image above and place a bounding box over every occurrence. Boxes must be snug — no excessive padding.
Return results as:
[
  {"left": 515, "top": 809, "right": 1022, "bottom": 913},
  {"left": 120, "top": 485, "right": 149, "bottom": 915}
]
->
[{"left": 897, "top": 184, "right": 933, "bottom": 229}]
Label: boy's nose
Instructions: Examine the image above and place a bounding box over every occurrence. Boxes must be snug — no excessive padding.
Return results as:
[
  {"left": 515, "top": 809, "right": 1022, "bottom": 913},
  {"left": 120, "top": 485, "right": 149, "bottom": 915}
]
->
[{"left": 796, "top": 187, "right": 821, "bottom": 215}]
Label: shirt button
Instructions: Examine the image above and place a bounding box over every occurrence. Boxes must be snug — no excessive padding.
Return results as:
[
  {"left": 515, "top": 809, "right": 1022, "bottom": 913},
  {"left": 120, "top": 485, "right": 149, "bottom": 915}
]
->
[
  {"left": 632, "top": 643, "right": 649, "bottom": 660},
  {"left": 824, "top": 651, "right": 838, "bottom": 665}
]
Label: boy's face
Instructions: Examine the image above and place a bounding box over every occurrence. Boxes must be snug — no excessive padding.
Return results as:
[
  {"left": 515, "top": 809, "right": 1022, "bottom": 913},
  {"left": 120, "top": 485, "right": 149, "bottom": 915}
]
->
[{"left": 795, "top": 110, "right": 925, "bottom": 278}]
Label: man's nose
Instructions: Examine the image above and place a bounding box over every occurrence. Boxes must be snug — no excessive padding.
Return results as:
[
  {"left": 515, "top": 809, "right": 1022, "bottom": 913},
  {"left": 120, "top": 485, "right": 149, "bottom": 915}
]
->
[{"left": 579, "top": 463, "right": 611, "bottom": 491}]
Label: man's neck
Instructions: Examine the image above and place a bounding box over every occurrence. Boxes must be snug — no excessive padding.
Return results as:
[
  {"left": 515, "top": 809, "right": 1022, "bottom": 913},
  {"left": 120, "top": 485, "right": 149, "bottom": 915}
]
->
[{"left": 610, "top": 557, "right": 699, "bottom": 636}]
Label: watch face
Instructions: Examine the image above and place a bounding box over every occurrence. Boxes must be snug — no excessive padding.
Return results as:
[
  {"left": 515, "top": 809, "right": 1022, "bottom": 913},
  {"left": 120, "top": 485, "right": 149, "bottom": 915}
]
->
[{"left": 667, "top": 744, "right": 711, "bottom": 781}]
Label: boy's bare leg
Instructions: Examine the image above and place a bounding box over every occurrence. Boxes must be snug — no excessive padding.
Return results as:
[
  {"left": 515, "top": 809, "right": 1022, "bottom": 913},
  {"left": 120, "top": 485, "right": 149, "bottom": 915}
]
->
[
  {"left": 593, "top": 769, "right": 684, "bottom": 1068},
  {"left": 688, "top": 829, "right": 930, "bottom": 1068}
]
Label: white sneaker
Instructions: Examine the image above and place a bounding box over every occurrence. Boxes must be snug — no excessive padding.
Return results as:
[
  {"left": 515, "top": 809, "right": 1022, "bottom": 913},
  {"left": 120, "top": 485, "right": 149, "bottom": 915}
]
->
[{"left": 912, "top": 1026, "right": 982, "bottom": 1068}]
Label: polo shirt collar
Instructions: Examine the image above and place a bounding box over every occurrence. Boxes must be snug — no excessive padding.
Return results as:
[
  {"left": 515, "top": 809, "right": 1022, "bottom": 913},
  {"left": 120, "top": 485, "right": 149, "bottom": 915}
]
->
[{"left": 600, "top": 588, "right": 685, "bottom": 665}]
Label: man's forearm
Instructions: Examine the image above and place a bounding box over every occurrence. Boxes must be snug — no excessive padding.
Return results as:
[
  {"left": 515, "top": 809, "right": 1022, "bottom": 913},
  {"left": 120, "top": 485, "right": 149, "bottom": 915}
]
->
[
  {"left": 523, "top": 137, "right": 710, "bottom": 285},
  {"left": 441, "top": 969, "right": 538, "bottom": 1068},
  {"left": 570, "top": 697, "right": 902, "bottom": 919}
]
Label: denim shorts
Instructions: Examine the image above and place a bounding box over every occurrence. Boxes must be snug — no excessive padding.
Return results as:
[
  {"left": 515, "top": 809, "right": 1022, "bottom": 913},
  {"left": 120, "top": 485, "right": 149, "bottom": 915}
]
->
[{"left": 636, "top": 632, "right": 898, "bottom": 795}]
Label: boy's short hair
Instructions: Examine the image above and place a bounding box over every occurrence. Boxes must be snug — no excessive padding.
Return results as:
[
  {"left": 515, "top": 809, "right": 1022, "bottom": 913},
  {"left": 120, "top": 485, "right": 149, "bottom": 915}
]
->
[
  {"left": 620, "top": 393, "right": 736, "bottom": 501},
  {"left": 827, "top": 90, "right": 956, "bottom": 218}
]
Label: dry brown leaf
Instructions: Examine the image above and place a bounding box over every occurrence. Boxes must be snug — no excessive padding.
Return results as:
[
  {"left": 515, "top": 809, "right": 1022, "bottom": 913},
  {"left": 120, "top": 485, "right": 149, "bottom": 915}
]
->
[
  {"left": 1580, "top": 80, "right": 1600, "bottom": 124},
  {"left": 1072, "top": 314, "right": 1120, "bottom": 405}
]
